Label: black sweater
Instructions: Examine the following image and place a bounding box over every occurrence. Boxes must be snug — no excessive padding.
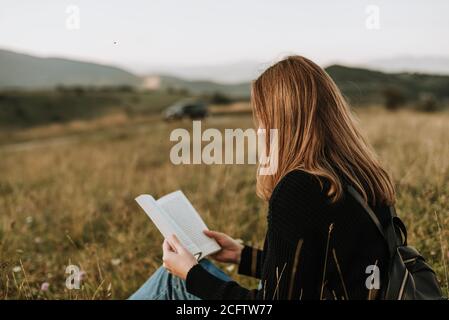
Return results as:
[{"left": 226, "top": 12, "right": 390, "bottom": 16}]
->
[{"left": 186, "top": 170, "right": 390, "bottom": 300}]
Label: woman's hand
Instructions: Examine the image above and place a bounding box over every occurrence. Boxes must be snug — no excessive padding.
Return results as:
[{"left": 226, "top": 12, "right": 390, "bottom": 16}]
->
[
  {"left": 203, "top": 230, "right": 244, "bottom": 265},
  {"left": 162, "top": 235, "right": 198, "bottom": 280}
]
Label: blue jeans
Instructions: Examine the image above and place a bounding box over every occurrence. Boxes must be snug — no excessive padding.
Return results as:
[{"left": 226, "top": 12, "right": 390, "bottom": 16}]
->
[{"left": 128, "top": 259, "right": 231, "bottom": 300}]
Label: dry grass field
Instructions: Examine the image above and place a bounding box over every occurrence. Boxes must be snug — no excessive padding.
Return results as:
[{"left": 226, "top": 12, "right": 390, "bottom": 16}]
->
[{"left": 0, "top": 106, "right": 448, "bottom": 299}]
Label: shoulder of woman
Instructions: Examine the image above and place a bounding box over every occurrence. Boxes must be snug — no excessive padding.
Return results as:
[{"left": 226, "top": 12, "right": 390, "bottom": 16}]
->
[
  {"left": 267, "top": 169, "right": 331, "bottom": 240},
  {"left": 270, "top": 169, "right": 325, "bottom": 204}
]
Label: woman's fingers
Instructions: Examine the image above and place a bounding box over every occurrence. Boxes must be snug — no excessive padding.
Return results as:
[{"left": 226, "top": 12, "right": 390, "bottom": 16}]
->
[{"left": 161, "top": 235, "right": 198, "bottom": 280}]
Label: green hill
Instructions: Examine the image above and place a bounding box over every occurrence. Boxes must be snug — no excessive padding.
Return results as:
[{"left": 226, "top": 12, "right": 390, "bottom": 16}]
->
[
  {"left": 325, "top": 64, "right": 449, "bottom": 105},
  {"left": 0, "top": 49, "right": 141, "bottom": 89}
]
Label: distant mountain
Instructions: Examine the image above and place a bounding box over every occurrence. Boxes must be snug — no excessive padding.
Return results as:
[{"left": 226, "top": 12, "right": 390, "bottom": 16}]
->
[
  {"left": 361, "top": 56, "right": 449, "bottom": 75},
  {"left": 139, "top": 60, "right": 266, "bottom": 84},
  {"left": 142, "top": 74, "right": 250, "bottom": 98},
  {"left": 0, "top": 48, "right": 141, "bottom": 89}
]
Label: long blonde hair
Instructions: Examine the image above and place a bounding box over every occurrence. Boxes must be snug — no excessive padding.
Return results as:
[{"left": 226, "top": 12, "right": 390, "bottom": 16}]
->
[{"left": 252, "top": 55, "right": 395, "bottom": 206}]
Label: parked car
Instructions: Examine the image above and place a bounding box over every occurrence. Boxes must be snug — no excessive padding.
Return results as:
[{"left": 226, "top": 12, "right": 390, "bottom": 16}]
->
[{"left": 163, "top": 100, "right": 208, "bottom": 120}]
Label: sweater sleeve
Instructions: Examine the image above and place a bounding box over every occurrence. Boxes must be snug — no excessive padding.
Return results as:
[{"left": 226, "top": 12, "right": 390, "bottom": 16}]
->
[
  {"left": 186, "top": 170, "right": 329, "bottom": 300},
  {"left": 237, "top": 245, "right": 263, "bottom": 279}
]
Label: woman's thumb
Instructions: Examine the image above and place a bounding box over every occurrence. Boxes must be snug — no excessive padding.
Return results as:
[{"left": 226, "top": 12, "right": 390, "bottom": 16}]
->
[{"left": 204, "top": 230, "right": 220, "bottom": 238}]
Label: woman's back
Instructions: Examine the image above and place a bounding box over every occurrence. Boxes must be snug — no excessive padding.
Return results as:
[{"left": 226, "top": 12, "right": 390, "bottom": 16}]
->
[{"left": 260, "top": 169, "right": 390, "bottom": 300}]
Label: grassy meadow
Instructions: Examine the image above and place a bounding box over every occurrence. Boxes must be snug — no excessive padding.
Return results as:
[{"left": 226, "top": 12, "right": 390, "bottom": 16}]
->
[{"left": 0, "top": 106, "right": 448, "bottom": 299}]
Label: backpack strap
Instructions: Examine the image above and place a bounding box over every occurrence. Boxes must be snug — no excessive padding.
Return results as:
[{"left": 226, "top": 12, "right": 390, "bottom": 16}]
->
[
  {"left": 388, "top": 206, "right": 407, "bottom": 245},
  {"left": 389, "top": 206, "right": 397, "bottom": 217},
  {"left": 346, "top": 185, "right": 399, "bottom": 258},
  {"left": 347, "top": 185, "right": 386, "bottom": 239}
]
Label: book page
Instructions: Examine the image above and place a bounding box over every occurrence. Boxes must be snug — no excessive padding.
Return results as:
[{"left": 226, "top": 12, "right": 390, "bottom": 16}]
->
[
  {"left": 135, "top": 195, "right": 201, "bottom": 255},
  {"left": 157, "top": 191, "right": 221, "bottom": 259}
]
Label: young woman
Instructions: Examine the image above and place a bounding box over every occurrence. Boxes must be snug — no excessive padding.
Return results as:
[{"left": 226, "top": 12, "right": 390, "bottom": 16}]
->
[{"left": 129, "top": 55, "right": 395, "bottom": 300}]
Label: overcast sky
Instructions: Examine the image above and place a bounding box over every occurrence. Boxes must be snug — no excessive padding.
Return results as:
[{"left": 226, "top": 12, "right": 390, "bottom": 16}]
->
[{"left": 1, "top": 0, "right": 448, "bottom": 72}]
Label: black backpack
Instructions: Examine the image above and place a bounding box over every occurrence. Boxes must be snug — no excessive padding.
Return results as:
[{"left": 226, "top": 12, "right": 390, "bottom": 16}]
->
[{"left": 347, "top": 185, "right": 445, "bottom": 300}]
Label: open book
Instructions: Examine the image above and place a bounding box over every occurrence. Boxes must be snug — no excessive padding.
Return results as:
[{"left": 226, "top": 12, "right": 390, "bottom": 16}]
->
[{"left": 135, "top": 191, "right": 221, "bottom": 260}]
